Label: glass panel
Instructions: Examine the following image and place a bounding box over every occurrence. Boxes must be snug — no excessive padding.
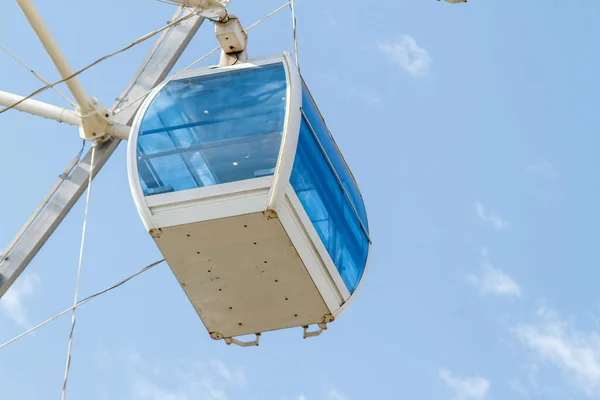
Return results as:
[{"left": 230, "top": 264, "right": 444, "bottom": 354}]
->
[
  {"left": 290, "top": 118, "right": 369, "bottom": 294},
  {"left": 301, "top": 85, "right": 369, "bottom": 231},
  {"left": 137, "top": 62, "right": 288, "bottom": 196}
]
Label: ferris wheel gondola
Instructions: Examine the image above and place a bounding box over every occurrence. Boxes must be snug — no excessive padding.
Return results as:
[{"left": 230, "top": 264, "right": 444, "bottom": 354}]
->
[
  {"left": 126, "top": 15, "right": 371, "bottom": 346},
  {"left": 0, "top": 0, "right": 371, "bottom": 349}
]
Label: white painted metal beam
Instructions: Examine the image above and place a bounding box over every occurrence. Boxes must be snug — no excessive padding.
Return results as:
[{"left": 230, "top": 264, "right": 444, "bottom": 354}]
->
[
  {"left": 15, "top": 0, "right": 135, "bottom": 141},
  {"left": 0, "top": 8, "right": 205, "bottom": 298},
  {"left": 0, "top": 90, "right": 81, "bottom": 126},
  {"left": 16, "top": 0, "right": 94, "bottom": 113},
  {"left": 0, "top": 91, "right": 131, "bottom": 140}
]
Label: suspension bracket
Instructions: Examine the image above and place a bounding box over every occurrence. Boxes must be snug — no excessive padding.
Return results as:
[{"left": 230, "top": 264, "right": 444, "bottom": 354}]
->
[
  {"left": 303, "top": 323, "right": 329, "bottom": 339},
  {"left": 77, "top": 97, "right": 112, "bottom": 142}
]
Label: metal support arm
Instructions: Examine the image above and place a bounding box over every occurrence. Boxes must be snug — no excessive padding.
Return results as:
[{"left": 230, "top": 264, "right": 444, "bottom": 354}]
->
[
  {"left": 16, "top": 0, "right": 130, "bottom": 141},
  {"left": 0, "top": 91, "right": 130, "bottom": 140},
  {"left": 0, "top": 8, "right": 205, "bottom": 298}
]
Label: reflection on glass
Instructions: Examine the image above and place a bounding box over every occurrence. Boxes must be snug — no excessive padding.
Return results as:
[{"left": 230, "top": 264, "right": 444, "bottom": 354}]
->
[
  {"left": 300, "top": 86, "right": 369, "bottom": 230},
  {"left": 290, "top": 108, "right": 369, "bottom": 294},
  {"left": 137, "top": 62, "right": 287, "bottom": 196}
]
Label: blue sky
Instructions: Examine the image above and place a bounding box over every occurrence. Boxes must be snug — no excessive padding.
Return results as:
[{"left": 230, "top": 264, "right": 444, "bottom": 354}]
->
[{"left": 2, "top": 0, "right": 600, "bottom": 399}]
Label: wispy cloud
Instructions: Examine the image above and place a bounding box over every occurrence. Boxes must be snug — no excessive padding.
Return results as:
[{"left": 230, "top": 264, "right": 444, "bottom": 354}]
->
[
  {"left": 466, "top": 248, "right": 521, "bottom": 298},
  {"left": 507, "top": 378, "right": 530, "bottom": 397},
  {"left": 526, "top": 161, "right": 561, "bottom": 205},
  {"left": 322, "top": 17, "right": 337, "bottom": 29},
  {"left": 0, "top": 274, "right": 40, "bottom": 328},
  {"left": 346, "top": 86, "right": 382, "bottom": 106},
  {"left": 527, "top": 161, "right": 557, "bottom": 181},
  {"left": 131, "top": 366, "right": 232, "bottom": 400},
  {"left": 121, "top": 350, "right": 246, "bottom": 400},
  {"left": 93, "top": 342, "right": 112, "bottom": 371},
  {"left": 326, "top": 388, "right": 349, "bottom": 400},
  {"left": 515, "top": 307, "right": 600, "bottom": 396},
  {"left": 475, "top": 201, "right": 510, "bottom": 231},
  {"left": 439, "top": 369, "right": 490, "bottom": 400},
  {"left": 378, "top": 35, "right": 432, "bottom": 77},
  {"left": 210, "top": 359, "right": 246, "bottom": 387},
  {"left": 282, "top": 395, "right": 307, "bottom": 400},
  {"left": 507, "top": 362, "right": 566, "bottom": 398},
  {"left": 132, "top": 377, "right": 191, "bottom": 400}
]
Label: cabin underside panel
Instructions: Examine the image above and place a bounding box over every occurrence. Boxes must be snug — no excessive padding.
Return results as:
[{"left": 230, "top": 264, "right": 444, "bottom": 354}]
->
[{"left": 153, "top": 212, "right": 331, "bottom": 338}]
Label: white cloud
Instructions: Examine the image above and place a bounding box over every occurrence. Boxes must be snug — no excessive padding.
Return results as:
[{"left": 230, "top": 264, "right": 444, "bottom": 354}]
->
[
  {"left": 131, "top": 368, "right": 229, "bottom": 400},
  {"left": 93, "top": 342, "right": 112, "bottom": 371},
  {"left": 515, "top": 307, "right": 600, "bottom": 396},
  {"left": 323, "top": 17, "right": 337, "bottom": 29},
  {"left": 378, "top": 35, "right": 432, "bottom": 77},
  {"left": 210, "top": 359, "right": 246, "bottom": 387},
  {"left": 475, "top": 201, "right": 510, "bottom": 231},
  {"left": 439, "top": 369, "right": 490, "bottom": 400},
  {"left": 122, "top": 352, "right": 245, "bottom": 400},
  {"left": 326, "top": 388, "right": 349, "bottom": 400},
  {"left": 282, "top": 395, "right": 307, "bottom": 400},
  {"left": 132, "top": 377, "right": 190, "bottom": 400},
  {"left": 507, "top": 378, "right": 530, "bottom": 396},
  {"left": 0, "top": 274, "right": 40, "bottom": 328},
  {"left": 346, "top": 86, "right": 382, "bottom": 106},
  {"left": 467, "top": 248, "right": 521, "bottom": 298},
  {"left": 527, "top": 161, "right": 557, "bottom": 181}
]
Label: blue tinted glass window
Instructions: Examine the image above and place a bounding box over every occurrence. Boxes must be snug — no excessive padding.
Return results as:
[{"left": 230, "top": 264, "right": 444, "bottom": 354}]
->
[
  {"left": 301, "top": 86, "right": 368, "bottom": 231},
  {"left": 137, "top": 63, "right": 288, "bottom": 196},
  {"left": 290, "top": 118, "right": 369, "bottom": 293}
]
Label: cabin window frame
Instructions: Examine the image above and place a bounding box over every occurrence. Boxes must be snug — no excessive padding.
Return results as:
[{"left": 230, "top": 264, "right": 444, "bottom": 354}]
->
[{"left": 128, "top": 54, "right": 297, "bottom": 228}]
